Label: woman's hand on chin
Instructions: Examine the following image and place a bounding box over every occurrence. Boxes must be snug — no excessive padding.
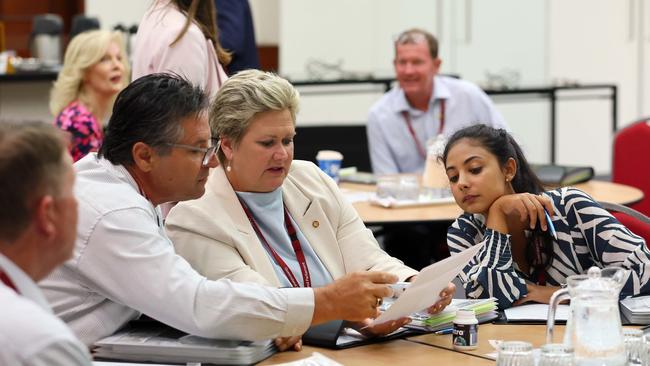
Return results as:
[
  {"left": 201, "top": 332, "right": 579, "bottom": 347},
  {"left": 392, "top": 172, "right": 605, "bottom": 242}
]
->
[
  {"left": 487, "top": 193, "right": 554, "bottom": 233},
  {"left": 350, "top": 317, "right": 411, "bottom": 337}
]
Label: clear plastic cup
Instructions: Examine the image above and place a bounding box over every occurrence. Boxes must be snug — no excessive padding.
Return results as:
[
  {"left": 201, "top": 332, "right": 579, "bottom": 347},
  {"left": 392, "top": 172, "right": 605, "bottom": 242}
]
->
[
  {"left": 396, "top": 174, "right": 420, "bottom": 201},
  {"left": 624, "top": 328, "right": 644, "bottom": 366},
  {"left": 496, "top": 341, "right": 534, "bottom": 366},
  {"left": 539, "top": 343, "right": 574, "bottom": 366}
]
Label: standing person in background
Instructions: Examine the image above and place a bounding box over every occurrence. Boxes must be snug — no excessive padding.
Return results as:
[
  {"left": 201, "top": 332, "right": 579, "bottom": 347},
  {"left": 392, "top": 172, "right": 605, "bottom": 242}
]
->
[
  {"left": 133, "top": 0, "right": 230, "bottom": 100},
  {"left": 214, "top": 0, "right": 260, "bottom": 75},
  {"left": 0, "top": 121, "right": 91, "bottom": 365},
  {"left": 367, "top": 28, "right": 507, "bottom": 176},
  {"left": 50, "top": 30, "right": 128, "bottom": 162}
]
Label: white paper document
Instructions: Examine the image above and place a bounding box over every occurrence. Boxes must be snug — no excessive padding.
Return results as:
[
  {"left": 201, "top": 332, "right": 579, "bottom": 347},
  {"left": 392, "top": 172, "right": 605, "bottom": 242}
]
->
[
  {"left": 370, "top": 242, "right": 484, "bottom": 326},
  {"left": 504, "top": 303, "right": 570, "bottom": 322}
]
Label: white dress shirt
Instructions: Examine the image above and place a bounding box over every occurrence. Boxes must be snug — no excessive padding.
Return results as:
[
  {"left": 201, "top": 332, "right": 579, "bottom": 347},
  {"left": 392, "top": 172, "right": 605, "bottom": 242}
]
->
[
  {"left": 39, "top": 153, "right": 314, "bottom": 346},
  {"left": 0, "top": 253, "right": 91, "bottom": 365},
  {"left": 367, "top": 75, "right": 508, "bottom": 175}
]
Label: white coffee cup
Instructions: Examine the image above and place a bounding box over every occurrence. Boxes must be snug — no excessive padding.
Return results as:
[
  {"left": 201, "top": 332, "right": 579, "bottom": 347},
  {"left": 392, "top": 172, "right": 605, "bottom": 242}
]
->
[{"left": 316, "top": 150, "right": 344, "bottom": 183}]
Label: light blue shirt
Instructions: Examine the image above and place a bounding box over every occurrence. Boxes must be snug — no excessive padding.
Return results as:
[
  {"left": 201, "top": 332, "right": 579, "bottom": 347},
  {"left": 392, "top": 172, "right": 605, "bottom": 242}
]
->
[
  {"left": 367, "top": 75, "right": 508, "bottom": 175},
  {"left": 237, "top": 188, "right": 333, "bottom": 288}
]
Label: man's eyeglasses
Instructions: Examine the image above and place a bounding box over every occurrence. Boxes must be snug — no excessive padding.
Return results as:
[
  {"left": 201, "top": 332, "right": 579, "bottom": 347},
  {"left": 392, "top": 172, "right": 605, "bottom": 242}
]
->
[{"left": 164, "top": 139, "right": 220, "bottom": 167}]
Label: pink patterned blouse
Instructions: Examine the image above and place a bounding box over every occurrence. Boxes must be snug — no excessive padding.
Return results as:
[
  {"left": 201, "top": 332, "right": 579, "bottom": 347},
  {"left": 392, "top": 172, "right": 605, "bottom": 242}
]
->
[{"left": 54, "top": 101, "right": 102, "bottom": 162}]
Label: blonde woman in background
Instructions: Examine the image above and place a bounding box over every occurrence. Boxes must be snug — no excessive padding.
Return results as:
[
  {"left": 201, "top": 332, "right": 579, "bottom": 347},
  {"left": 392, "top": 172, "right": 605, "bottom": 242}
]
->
[
  {"left": 132, "top": 0, "right": 230, "bottom": 99},
  {"left": 50, "top": 30, "right": 128, "bottom": 162}
]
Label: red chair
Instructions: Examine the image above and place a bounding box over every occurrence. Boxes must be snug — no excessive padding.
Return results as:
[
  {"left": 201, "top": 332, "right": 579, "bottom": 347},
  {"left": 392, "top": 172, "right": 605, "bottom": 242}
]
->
[
  {"left": 612, "top": 118, "right": 650, "bottom": 216},
  {"left": 599, "top": 201, "right": 650, "bottom": 248}
]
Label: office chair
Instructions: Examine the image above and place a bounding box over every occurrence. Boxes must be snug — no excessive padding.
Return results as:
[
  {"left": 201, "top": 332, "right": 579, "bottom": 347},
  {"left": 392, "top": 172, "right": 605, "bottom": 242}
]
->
[
  {"left": 599, "top": 201, "right": 650, "bottom": 248},
  {"left": 612, "top": 118, "right": 650, "bottom": 216}
]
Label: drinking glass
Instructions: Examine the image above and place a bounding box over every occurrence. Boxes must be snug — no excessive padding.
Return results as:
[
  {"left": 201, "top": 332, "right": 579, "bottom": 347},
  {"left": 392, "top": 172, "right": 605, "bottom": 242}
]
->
[
  {"left": 538, "top": 343, "right": 574, "bottom": 366},
  {"left": 625, "top": 328, "right": 644, "bottom": 366},
  {"left": 396, "top": 174, "right": 420, "bottom": 201},
  {"left": 641, "top": 334, "right": 650, "bottom": 366},
  {"left": 496, "top": 341, "right": 534, "bottom": 366},
  {"left": 376, "top": 175, "right": 399, "bottom": 199}
]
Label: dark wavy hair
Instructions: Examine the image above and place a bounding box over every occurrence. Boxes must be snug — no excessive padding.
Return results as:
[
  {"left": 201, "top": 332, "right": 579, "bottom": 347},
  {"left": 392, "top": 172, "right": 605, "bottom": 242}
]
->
[
  {"left": 442, "top": 124, "right": 553, "bottom": 276},
  {"left": 99, "top": 73, "right": 208, "bottom": 166},
  {"left": 442, "top": 124, "right": 544, "bottom": 194}
]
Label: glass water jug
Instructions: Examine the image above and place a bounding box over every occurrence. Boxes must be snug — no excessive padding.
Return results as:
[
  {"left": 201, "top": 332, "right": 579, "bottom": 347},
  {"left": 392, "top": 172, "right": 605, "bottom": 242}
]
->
[{"left": 546, "top": 266, "right": 629, "bottom": 366}]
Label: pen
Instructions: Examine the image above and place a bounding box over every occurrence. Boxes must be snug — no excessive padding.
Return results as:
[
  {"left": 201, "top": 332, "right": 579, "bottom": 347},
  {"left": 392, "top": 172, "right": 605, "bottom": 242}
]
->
[
  {"left": 435, "top": 328, "right": 453, "bottom": 335},
  {"left": 544, "top": 209, "right": 558, "bottom": 240}
]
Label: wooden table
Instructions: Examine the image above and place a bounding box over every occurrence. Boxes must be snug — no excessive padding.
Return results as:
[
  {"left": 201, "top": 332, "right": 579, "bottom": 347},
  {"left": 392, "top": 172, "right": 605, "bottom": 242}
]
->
[
  {"left": 409, "top": 323, "right": 561, "bottom": 360},
  {"left": 261, "top": 324, "right": 563, "bottom": 365},
  {"left": 342, "top": 180, "right": 644, "bottom": 224},
  {"left": 259, "top": 339, "right": 495, "bottom": 365}
]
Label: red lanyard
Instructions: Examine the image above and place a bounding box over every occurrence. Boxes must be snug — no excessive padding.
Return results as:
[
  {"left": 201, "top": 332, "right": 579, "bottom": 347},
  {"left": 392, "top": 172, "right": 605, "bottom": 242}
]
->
[
  {"left": 401, "top": 99, "right": 446, "bottom": 159},
  {"left": 0, "top": 270, "right": 18, "bottom": 293},
  {"left": 238, "top": 198, "right": 311, "bottom": 288}
]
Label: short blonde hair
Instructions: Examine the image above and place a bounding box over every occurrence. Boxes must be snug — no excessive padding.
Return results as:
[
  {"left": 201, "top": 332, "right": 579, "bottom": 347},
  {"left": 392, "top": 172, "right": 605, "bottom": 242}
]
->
[
  {"left": 210, "top": 70, "right": 300, "bottom": 164},
  {"left": 49, "top": 30, "right": 130, "bottom": 116}
]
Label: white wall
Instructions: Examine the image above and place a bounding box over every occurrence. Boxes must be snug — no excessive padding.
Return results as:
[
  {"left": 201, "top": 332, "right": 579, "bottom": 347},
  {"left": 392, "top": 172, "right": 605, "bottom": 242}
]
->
[
  {"left": 250, "top": 0, "right": 279, "bottom": 45},
  {"left": 85, "top": 0, "right": 151, "bottom": 29}
]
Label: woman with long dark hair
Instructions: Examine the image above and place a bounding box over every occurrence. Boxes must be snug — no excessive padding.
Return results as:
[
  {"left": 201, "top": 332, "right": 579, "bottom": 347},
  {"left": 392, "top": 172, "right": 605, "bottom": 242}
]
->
[{"left": 444, "top": 124, "right": 650, "bottom": 309}]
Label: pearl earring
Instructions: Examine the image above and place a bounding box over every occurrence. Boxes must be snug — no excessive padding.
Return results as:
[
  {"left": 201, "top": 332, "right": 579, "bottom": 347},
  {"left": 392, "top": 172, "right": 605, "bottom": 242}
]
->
[{"left": 226, "top": 164, "right": 232, "bottom": 172}]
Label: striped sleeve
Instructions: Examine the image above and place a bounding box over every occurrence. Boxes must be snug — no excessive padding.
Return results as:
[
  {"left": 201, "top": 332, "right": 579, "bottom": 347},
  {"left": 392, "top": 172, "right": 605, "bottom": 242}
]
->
[
  {"left": 561, "top": 188, "right": 650, "bottom": 298},
  {"left": 447, "top": 214, "right": 527, "bottom": 309}
]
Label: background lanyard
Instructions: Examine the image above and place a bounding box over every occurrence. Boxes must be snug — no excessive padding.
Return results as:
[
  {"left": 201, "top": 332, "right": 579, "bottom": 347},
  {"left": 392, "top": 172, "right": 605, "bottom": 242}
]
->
[
  {"left": 401, "top": 99, "right": 446, "bottom": 159},
  {"left": 238, "top": 198, "right": 311, "bottom": 288},
  {"left": 0, "top": 270, "right": 18, "bottom": 293}
]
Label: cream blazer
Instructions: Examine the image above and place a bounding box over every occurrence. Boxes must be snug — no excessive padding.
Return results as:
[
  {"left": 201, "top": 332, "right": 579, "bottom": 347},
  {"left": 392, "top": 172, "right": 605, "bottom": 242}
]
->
[{"left": 166, "top": 160, "right": 418, "bottom": 287}]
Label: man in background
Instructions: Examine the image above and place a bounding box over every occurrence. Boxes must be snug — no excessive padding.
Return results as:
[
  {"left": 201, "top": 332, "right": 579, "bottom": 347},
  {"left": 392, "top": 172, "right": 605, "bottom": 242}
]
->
[
  {"left": 367, "top": 28, "right": 507, "bottom": 175},
  {"left": 367, "top": 28, "right": 507, "bottom": 269},
  {"left": 0, "top": 121, "right": 91, "bottom": 365}
]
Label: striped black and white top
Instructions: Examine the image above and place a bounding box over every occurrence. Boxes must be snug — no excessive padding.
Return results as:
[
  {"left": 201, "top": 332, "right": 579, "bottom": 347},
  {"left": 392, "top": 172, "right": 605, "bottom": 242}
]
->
[{"left": 448, "top": 187, "right": 650, "bottom": 309}]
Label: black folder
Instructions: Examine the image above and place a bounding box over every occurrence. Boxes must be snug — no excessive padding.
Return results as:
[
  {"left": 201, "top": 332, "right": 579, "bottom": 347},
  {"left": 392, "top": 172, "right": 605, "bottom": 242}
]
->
[
  {"left": 531, "top": 164, "right": 594, "bottom": 186},
  {"left": 302, "top": 320, "right": 418, "bottom": 349}
]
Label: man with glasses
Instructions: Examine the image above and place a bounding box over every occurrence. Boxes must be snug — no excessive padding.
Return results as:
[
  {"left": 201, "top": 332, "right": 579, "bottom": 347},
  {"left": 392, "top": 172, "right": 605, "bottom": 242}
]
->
[
  {"left": 367, "top": 28, "right": 507, "bottom": 176},
  {"left": 40, "top": 73, "right": 397, "bottom": 348}
]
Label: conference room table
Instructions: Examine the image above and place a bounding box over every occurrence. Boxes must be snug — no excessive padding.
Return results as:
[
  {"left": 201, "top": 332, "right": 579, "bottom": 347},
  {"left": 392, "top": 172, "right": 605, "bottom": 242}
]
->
[
  {"left": 259, "top": 324, "right": 564, "bottom": 365},
  {"left": 341, "top": 180, "right": 644, "bottom": 225}
]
